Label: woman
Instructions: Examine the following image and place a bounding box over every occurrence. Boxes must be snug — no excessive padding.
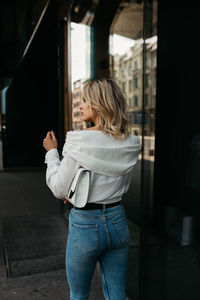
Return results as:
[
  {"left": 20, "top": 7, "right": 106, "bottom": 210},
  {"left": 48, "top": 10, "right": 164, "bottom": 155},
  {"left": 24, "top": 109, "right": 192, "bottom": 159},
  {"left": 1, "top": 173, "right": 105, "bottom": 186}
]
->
[{"left": 43, "top": 78, "right": 140, "bottom": 300}]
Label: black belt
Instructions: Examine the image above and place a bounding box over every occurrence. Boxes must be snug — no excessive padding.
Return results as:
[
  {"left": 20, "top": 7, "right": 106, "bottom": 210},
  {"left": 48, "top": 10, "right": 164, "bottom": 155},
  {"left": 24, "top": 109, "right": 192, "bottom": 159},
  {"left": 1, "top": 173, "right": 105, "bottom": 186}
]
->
[{"left": 69, "top": 201, "right": 121, "bottom": 210}]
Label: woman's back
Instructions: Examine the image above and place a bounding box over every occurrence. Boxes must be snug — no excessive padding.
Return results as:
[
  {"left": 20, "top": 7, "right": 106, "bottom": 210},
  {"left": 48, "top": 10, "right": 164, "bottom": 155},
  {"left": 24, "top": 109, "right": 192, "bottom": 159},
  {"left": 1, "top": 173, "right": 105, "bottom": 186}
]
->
[{"left": 62, "top": 130, "right": 140, "bottom": 204}]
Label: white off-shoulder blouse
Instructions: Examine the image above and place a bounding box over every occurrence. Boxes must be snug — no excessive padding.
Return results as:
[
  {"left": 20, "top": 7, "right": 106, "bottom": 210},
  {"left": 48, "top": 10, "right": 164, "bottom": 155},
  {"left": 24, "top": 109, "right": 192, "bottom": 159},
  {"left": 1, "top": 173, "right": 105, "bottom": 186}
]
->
[{"left": 45, "top": 130, "right": 140, "bottom": 205}]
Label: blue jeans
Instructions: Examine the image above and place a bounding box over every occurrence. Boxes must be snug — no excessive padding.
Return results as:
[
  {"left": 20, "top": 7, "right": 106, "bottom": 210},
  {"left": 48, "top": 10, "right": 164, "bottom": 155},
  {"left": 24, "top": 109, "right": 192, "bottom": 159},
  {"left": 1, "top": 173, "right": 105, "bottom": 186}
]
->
[{"left": 66, "top": 203, "right": 130, "bottom": 300}]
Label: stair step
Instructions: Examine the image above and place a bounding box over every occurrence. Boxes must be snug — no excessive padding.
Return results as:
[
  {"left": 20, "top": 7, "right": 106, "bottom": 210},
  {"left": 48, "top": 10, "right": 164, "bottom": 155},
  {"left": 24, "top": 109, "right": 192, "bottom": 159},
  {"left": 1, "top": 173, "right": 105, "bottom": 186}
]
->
[{"left": 2, "top": 214, "right": 68, "bottom": 277}]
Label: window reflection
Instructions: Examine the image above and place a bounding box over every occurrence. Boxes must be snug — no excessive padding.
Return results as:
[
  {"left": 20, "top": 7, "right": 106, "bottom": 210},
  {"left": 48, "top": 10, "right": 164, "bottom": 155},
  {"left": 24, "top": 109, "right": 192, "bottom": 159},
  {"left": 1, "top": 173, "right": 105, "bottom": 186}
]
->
[
  {"left": 109, "top": 0, "right": 157, "bottom": 297},
  {"left": 71, "top": 22, "right": 92, "bottom": 130},
  {"left": 109, "top": 2, "right": 144, "bottom": 298},
  {"left": 110, "top": 34, "right": 157, "bottom": 155},
  {"left": 111, "top": 37, "right": 143, "bottom": 137}
]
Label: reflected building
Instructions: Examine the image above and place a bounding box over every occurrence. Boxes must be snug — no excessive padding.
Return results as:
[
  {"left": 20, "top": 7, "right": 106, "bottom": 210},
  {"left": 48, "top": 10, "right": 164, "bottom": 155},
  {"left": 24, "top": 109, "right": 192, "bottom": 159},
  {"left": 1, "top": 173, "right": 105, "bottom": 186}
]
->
[
  {"left": 72, "top": 80, "right": 83, "bottom": 130},
  {"left": 72, "top": 79, "right": 88, "bottom": 131},
  {"left": 113, "top": 36, "right": 157, "bottom": 138},
  {"left": 71, "top": 21, "right": 92, "bottom": 131}
]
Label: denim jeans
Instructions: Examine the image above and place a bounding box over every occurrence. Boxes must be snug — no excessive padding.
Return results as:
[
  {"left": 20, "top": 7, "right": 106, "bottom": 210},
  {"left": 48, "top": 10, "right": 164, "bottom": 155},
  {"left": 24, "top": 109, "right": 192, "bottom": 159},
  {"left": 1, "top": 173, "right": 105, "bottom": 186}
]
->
[{"left": 66, "top": 203, "right": 130, "bottom": 300}]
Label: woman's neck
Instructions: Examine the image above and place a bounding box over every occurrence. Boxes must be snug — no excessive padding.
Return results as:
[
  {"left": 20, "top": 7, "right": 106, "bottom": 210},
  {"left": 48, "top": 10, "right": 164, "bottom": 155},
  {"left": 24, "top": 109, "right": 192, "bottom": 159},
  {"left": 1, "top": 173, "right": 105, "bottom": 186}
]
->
[
  {"left": 86, "top": 125, "right": 100, "bottom": 131},
  {"left": 92, "top": 116, "right": 100, "bottom": 130}
]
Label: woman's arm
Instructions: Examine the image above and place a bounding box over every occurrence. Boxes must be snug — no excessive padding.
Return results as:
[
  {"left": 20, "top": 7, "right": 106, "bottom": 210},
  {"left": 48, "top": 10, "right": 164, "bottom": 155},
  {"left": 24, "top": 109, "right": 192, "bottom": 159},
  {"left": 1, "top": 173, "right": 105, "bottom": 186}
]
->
[
  {"left": 43, "top": 131, "right": 80, "bottom": 200},
  {"left": 45, "top": 149, "right": 80, "bottom": 199}
]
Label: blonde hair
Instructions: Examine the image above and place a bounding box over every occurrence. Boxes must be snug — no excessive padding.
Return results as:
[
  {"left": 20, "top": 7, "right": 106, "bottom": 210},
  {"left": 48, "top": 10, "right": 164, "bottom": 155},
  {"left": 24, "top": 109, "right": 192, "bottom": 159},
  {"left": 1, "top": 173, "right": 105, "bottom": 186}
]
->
[{"left": 83, "top": 78, "right": 129, "bottom": 138}]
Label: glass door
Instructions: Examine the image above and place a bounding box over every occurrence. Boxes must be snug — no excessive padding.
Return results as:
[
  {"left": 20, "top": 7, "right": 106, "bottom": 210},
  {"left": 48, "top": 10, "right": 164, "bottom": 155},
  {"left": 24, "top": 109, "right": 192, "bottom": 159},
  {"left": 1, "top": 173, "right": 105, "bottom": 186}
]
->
[{"left": 109, "top": 1, "right": 157, "bottom": 298}]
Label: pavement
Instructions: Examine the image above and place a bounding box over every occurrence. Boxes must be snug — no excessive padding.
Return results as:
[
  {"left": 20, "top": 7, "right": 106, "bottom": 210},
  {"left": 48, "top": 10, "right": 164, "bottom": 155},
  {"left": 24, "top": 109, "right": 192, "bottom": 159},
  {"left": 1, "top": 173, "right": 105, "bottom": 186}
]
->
[{"left": 0, "top": 167, "right": 105, "bottom": 300}]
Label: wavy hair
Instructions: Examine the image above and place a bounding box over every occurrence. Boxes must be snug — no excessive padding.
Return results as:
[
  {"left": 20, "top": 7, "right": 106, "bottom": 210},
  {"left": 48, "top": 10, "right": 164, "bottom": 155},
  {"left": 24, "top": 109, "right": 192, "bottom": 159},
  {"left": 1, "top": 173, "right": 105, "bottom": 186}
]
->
[{"left": 83, "top": 78, "right": 129, "bottom": 138}]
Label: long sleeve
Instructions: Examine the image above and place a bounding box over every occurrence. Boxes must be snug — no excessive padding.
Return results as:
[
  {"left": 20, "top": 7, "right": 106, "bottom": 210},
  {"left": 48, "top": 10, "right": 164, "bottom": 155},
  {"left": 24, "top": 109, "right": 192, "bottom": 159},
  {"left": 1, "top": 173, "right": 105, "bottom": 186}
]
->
[{"left": 44, "top": 148, "right": 80, "bottom": 199}]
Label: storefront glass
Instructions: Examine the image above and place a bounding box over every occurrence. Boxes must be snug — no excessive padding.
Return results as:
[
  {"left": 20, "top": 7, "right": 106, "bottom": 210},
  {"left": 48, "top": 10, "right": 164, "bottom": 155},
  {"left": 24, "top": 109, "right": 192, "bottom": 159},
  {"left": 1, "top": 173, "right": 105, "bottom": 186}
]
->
[
  {"left": 109, "top": 0, "right": 157, "bottom": 298},
  {"left": 71, "top": 22, "right": 93, "bottom": 130}
]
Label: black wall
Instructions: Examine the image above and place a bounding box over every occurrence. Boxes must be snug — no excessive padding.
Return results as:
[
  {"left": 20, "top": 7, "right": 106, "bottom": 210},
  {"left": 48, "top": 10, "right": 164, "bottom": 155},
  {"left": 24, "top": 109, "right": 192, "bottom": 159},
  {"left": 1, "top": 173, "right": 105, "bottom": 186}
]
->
[
  {"left": 3, "top": 1, "right": 63, "bottom": 168},
  {"left": 155, "top": 2, "right": 200, "bottom": 228}
]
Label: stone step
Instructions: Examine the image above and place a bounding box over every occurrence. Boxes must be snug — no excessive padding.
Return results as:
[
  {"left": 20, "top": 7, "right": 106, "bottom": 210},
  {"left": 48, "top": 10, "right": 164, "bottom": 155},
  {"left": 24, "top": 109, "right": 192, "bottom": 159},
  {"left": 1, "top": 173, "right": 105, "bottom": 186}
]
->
[{"left": 2, "top": 214, "right": 68, "bottom": 277}]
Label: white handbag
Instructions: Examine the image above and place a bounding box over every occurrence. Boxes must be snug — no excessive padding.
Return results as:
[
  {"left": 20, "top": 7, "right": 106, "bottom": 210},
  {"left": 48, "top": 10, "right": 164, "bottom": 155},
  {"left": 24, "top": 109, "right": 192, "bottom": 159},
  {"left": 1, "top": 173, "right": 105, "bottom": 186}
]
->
[{"left": 67, "top": 167, "right": 90, "bottom": 208}]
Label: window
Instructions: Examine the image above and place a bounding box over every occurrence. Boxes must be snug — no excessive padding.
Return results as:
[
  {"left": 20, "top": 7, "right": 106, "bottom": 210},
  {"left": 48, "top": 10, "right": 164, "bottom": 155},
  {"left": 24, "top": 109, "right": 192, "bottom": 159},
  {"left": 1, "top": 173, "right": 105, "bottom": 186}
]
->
[
  {"left": 134, "top": 60, "right": 138, "bottom": 69},
  {"left": 133, "top": 77, "right": 138, "bottom": 89},
  {"left": 129, "top": 63, "right": 132, "bottom": 75},
  {"left": 122, "top": 82, "right": 126, "bottom": 92},
  {"left": 129, "top": 80, "right": 132, "bottom": 93},
  {"left": 145, "top": 56, "right": 150, "bottom": 68},
  {"left": 122, "top": 67, "right": 126, "bottom": 76},
  {"left": 130, "top": 98, "right": 135, "bottom": 108},
  {"left": 134, "top": 95, "right": 138, "bottom": 106},
  {"left": 145, "top": 74, "right": 150, "bottom": 87},
  {"left": 74, "top": 111, "right": 80, "bottom": 118},
  {"left": 74, "top": 102, "right": 80, "bottom": 108}
]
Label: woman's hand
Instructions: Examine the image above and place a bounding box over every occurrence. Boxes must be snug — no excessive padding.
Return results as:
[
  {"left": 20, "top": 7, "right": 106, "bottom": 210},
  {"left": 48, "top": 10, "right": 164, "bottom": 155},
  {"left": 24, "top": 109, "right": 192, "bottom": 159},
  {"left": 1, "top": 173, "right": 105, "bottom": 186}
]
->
[{"left": 43, "top": 131, "right": 58, "bottom": 151}]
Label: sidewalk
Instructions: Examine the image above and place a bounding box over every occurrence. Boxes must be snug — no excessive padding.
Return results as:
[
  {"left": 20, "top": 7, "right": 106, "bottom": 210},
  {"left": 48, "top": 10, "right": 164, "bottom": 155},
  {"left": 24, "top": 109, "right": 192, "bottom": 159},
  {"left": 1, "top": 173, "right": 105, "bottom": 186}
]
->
[
  {"left": 0, "top": 266, "right": 103, "bottom": 300},
  {"left": 0, "top": 168, "right": 104, "bottom": 300}
]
